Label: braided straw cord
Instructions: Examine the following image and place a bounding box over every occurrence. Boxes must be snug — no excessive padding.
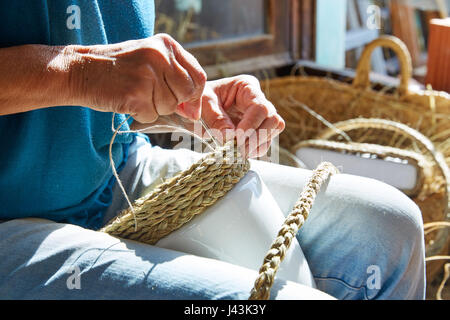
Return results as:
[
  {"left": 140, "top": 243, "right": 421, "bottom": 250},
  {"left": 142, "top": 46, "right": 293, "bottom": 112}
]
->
[
  {"left": 100, "top": 141, "right": 250, "bottom": 245},
  {"left": 249, "top": 162, "right": 339, "bottom": 300},
  {"left": 352, "top": 35, "right": 412, "bottom": 96}
]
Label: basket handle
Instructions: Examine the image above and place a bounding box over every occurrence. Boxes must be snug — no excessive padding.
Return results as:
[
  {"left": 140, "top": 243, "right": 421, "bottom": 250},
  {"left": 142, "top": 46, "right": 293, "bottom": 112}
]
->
[
  {"left": 249, "top": 162, "right": 339, "bottom": 300},
  {"left": 352, "top": 35, "right": 413, "bottom": 96}
]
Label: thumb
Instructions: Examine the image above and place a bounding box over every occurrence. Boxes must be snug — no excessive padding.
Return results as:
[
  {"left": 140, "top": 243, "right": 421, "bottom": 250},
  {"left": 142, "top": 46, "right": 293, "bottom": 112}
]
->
[{"left": 176, "top": 99, "right": 202, "bottom": 121}]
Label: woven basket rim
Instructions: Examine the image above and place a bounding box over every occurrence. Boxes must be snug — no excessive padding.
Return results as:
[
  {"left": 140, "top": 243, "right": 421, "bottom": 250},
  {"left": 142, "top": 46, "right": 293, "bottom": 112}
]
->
[{"left": 263, "top": 75, "right": 450, "bottom": 103}]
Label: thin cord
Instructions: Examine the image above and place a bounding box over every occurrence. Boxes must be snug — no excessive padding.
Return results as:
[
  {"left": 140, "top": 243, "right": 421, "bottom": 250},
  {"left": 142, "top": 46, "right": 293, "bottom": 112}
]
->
[
  {"left": 286, "top": 96, "right": 353, "bottom": 143},
  {"left": 109, "top": 113, "right": 137, "bottom": 230}
]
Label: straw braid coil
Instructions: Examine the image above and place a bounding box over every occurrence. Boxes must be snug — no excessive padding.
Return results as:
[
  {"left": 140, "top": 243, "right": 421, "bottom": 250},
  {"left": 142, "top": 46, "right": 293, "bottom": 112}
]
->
[{"left": 100, "top": 142, "right": 250, "bottom": 245}]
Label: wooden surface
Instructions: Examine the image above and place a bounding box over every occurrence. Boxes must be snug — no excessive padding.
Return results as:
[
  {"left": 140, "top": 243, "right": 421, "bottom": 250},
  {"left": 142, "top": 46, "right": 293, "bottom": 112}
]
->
[
  {"left": 171, "top": 0, "right": 295, "bottom": 78},
  {"left": 298, "top": 0, "right": 316, "bottom": 60},
  {"left": 390, "top": 0, "right": 423, "bottom": 67},
  {"left": 425, "top": 18, "right": 450, "bottom": 92}
]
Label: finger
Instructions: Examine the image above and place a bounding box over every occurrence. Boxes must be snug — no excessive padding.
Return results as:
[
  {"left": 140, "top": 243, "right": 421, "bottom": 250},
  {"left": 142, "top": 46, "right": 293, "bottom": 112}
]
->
[
  {"left": 246, "top": 115, "right": 284, "bottom": 158},
  {"left": 129, "top": 100, "right": 159, "bottom": 123},
  {"left": 248, "top": 141, "right": 271, "bottom": 159},
  {"left": 235, "top": 103, "right": 270, "bottom": 143},
  {"left": 201, "top": 93, "right": 235, "bottom": 144},
  {"left": 172, "top": 43, "right": 206, "bottom": 90},
  {"left": 124, "top": 79, "right": 159, "bottom": 123},
  {"left": 164, "top": 57, "right": 195, "bottom": 103},
  {"left": 153, "top": 74, "right": 178, "bottom": 116},
  {"left": 248, "top": 129, "right": 282, "bottom": 158},
  {"left": 258, "top": 114, "right": 284, "bottom": 144},
  {"left": 175, "top": 102, "right": 189, "bottom": 119},
  {"left": 168, "top": 48, "right": 205, "bottom": 119},
  {"left": 180, "top": 98, "right": 202, "bottom": 120},
  {"left": 155, "top": 34, "right": 206, "bottom": 120},
  {"left": 169, "top": 39, "right": 206, "bottom": 99},
  {"left": 176, "top": 99, "right": 202, "bottom": 121}
]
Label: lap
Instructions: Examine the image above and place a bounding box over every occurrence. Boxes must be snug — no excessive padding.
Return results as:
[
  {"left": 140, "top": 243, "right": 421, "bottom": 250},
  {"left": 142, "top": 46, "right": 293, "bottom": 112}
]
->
[
  {"left": 0, "top": 217, "right": 332, "bottom": 299},
  {"left": 0, "top": 137, "right": 425, "bottom": 299}
]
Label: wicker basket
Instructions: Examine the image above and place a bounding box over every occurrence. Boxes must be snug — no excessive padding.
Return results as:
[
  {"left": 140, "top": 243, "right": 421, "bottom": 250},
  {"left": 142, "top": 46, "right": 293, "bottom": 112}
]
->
[{"left": 262, "top": 36, "right": 450, "bottom": 281}]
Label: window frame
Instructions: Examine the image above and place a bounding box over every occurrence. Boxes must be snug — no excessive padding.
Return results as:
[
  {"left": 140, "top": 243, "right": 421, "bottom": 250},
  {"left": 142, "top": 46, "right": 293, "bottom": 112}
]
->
[{"left": 174, "top": 0, "right": 299, "bottom": 79}]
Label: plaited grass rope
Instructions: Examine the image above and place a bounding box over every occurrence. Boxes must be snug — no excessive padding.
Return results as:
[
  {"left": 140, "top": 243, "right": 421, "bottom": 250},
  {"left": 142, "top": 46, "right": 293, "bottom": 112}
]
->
[
  {"left": 100, "top": 141, "right": 250, "bottom": 245},
  {"left": 249, "top": 162, "right": 339, "bottom": 300}
]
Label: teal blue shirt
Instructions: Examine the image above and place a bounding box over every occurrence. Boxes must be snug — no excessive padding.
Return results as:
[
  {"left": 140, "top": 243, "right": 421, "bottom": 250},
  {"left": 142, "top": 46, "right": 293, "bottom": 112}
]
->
[{"left": 0, "top": 0, "right": 155, "bottom": 229}]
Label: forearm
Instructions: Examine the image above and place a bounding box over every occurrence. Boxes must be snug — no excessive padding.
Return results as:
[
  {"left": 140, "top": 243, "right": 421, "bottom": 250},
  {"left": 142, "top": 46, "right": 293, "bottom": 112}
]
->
[
  {"left": 0, "top": 44, "right": 76, "bottom": 115},
  {"left": 0, "top": 35, "right": 206, "bottom": 121}
]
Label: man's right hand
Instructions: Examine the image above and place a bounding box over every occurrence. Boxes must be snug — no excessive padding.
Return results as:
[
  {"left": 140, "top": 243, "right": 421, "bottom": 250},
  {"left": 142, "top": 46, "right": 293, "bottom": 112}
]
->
[{"left": 68, "top": 33, "right": 207, "bottom": 123}]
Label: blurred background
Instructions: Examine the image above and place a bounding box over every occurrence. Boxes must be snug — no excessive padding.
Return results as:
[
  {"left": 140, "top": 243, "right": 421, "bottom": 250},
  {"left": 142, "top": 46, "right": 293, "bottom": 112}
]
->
[{"left": 154, "top": 0, "right": 450, "bottom": 91}]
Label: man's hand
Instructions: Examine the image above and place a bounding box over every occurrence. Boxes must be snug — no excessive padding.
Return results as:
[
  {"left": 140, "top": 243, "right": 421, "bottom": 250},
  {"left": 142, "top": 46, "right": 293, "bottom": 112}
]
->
[
  {"left": 200, "top": 75, "right": 285, "bottom": 158},
  {"left": 69, "top": 33, "right": 207, "bottom": 123}
]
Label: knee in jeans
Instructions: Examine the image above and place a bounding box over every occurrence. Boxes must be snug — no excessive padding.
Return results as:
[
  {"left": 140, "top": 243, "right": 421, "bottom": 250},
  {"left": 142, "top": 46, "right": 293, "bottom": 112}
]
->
[{"left": 345, "top": 177, "right": 424, "bottom": 247}]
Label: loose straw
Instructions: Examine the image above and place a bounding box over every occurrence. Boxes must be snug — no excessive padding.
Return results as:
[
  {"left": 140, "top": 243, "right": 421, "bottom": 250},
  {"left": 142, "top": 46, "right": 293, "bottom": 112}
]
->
[{"left": 285, "top": 96, "right": 353, "bottom": 143}]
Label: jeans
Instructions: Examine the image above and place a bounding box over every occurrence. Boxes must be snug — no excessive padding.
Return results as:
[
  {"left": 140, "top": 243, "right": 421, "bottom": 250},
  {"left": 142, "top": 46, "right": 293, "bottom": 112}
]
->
[{"left": 0, "top": 136, "right": 425, "bottom": 299}]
